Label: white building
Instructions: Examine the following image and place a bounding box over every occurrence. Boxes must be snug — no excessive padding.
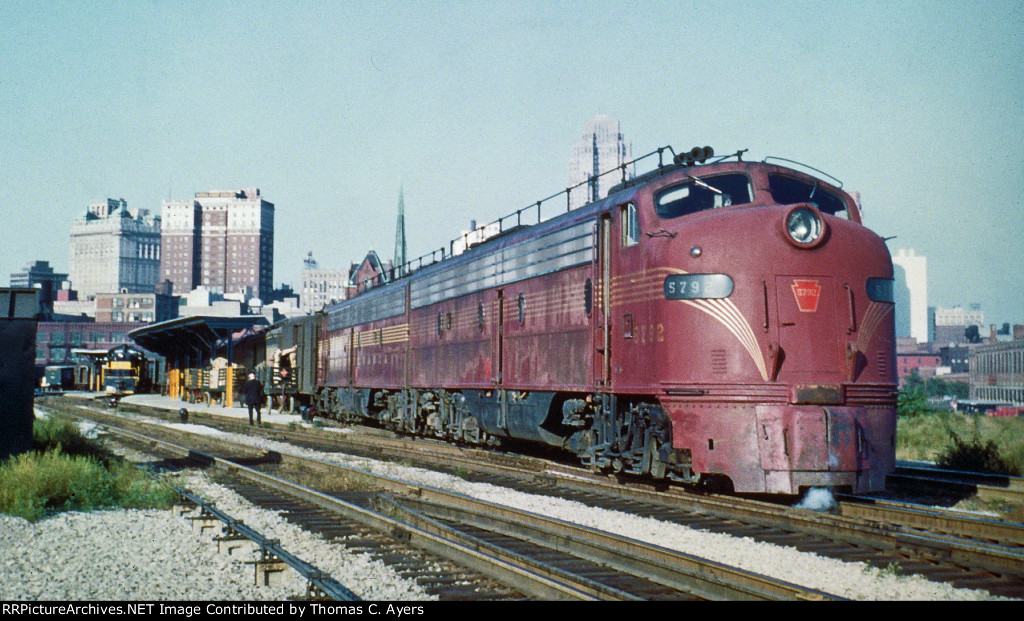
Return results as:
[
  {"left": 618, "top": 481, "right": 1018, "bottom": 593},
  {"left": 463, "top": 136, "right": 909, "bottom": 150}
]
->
[
  {"left": 892, "top": 248, "right": 928, "bottom": 343},
  {"left": 568, "top": 115, "right": 633, "bottom": 210},
  {"left": 934, "top": 304, "right": 985, "bottom": 328},
  {"left": 300, "top": 252, "right": 349, "bottom": 313},
  {"left": 933, "top": 303, "right": 986, "bottom": 344},
  {"left": 451, "top": 220, "right": 501, "bottom": 256},
  {"left": 68, "top": 198, "right": 161, "bottom": 300}
]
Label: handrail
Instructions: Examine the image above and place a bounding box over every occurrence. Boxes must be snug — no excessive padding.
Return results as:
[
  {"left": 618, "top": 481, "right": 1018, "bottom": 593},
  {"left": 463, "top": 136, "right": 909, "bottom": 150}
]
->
[
  {"left": 762, "top": 156, "right": 843, "bottom": 188},
  {"left": 351, "top": 145, "right": 687, "bottom": 294}
]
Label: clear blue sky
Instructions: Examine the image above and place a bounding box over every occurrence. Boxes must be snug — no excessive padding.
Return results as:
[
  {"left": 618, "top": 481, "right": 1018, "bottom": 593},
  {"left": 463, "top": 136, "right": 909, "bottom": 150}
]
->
[{"left": 2, "top": 1, "right": 1022, "bottom": 325}]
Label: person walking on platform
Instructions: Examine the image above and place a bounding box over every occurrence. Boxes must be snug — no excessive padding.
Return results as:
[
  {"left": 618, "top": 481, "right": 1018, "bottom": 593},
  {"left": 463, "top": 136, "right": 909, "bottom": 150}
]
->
[{"left": 242, "top": 373, "right": 265, "bottom": 425}]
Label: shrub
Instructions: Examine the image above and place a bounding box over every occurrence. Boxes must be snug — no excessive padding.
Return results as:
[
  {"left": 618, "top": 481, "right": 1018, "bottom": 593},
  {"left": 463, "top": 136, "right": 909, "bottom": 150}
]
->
[
  {"left": 0, "top": 419, "right": 178, "bottom": 521},
  {"left": 936, "top": 416, "right": 1015, "bottom": 475},
  {"left": 897, "top": 387, "right": 934, "bottom": 418},
  {"left": 897, "top": 411, "right": 1024, "bottom": 476},
  {"left": 937, "top": 435, "right": 1010, "bottom": 474},
  {"left": 0, "top": 449, "right": 115, "bottom": 520},
  {"left": 33, "top": 417, "right": 108, "bottom": 460}
]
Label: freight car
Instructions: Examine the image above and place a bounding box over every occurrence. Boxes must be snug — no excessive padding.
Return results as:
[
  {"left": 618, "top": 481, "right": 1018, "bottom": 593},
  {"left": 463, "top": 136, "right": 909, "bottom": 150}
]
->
[
  {"left": 262, "top": 314, "right": 319, "bottom": 413},
  {"left": 304, "top": 145, "right": 897, "bottom": 495}
]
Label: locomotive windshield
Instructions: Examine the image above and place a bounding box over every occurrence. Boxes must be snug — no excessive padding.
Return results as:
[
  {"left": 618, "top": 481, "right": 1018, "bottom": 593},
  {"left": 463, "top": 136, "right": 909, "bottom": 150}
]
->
[
  {"left": 768, "top": 174, "right": 849, "bottom": 218},
  {"left": 655, "top": 174, "right": 753, "bottom": 219}
]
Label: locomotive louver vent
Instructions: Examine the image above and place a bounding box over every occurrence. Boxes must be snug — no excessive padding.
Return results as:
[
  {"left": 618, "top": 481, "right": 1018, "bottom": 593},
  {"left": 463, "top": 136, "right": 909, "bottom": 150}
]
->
[
  {"left": 711, "top": 349, "right": 728, "bottom": 374},
  {"left": 876, "top": 351, "right": 888, "bottom": 376}
]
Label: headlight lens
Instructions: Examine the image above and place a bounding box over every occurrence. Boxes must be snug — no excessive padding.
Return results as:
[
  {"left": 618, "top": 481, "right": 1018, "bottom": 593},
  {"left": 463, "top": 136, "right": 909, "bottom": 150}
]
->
[{"left": 786, "top": 207, "right": 823, "bottom": 245}]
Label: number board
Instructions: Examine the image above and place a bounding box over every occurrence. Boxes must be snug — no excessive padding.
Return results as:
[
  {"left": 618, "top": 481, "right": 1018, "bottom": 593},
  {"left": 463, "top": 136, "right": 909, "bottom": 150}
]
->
[
  {"left": 663, "top": 274, "right": 734, "bottom": 300},
  {"left": 865, "top": 277, "right": 894, "bottom": 303}
]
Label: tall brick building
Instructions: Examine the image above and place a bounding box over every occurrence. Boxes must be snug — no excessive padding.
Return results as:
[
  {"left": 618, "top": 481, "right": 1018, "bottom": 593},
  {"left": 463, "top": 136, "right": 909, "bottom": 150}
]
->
[{"left": 161, "top": 188, "right": 274, "bottom": 301}]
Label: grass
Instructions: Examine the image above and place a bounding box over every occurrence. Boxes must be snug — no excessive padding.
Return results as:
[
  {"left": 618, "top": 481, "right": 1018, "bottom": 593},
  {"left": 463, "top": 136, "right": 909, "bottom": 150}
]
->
[
  {"left": 0, "top": 417, "right": 179, "bottom": 522},
  {"left": 897, "top": 411, "right": 1024, "bottom": 476}
]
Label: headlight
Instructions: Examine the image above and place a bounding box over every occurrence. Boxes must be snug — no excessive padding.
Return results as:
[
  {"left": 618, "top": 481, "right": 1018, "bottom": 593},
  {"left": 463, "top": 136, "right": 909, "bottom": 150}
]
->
[{"left": 784, "top": 205, "right": 826, "bottom": 248}]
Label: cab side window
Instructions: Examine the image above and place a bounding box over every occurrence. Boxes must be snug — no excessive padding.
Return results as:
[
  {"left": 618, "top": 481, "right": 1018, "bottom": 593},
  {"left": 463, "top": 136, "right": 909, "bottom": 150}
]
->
[{"left": 621, "top": 203, "right": 640, "bottom": 247}]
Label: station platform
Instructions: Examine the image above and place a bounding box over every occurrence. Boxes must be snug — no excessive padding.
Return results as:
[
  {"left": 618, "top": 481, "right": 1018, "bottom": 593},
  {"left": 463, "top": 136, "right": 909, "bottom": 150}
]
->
[{"left": 61, "top": 391, "right": 304, "bottom": 427}]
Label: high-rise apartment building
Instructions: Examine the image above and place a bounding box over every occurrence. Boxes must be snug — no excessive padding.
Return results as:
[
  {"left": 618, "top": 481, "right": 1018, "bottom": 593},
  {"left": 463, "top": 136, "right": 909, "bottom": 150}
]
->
[
  {"left": 68, "top": 199, "right": 161, "bottom": 300},
  {"left": 161, "top": 188, "right": 274, "bottom": 301},
  {"left": 568, "top": 114, "right": 633, "bottom": 210},
  {"left": 892, "top": 248, "right": 928, "bottom": 343}
]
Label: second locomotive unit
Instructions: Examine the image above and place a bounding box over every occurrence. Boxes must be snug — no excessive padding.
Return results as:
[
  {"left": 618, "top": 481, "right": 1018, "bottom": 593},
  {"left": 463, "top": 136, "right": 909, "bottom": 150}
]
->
[{"left": 306, "top": 145, "right": 896, "bottom": 495}]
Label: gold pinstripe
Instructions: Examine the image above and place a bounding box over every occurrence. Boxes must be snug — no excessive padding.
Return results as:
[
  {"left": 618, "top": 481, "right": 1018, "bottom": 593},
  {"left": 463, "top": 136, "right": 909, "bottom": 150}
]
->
[
  {"left": 856, "top": 301, "right": 893, "bottom": 352},
  {"left": 346, "top": 266, "right": 771, "bottom": 382},
  {"left": 354, "top": 324, "right": 410, "bottom": 348},
  {"left": 610, "top": 267, "right": 769, "bottom": 381},
  {"left": 683, "top": 297, "right": 769, "bottom": 380}
]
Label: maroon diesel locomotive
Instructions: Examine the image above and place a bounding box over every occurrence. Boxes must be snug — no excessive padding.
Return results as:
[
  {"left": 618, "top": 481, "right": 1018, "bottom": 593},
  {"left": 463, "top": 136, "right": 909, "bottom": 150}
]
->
[{"left": 314, "top": 146, "right": 897, "bottom": 495}]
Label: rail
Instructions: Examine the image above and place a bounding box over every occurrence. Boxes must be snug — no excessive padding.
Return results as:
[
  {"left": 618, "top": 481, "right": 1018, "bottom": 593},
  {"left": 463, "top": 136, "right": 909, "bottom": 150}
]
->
[
  {"left": 77, "top": 417, "right": 603, "bottom": 600},
  {"left": 102, "top": 424, "right": 361, "bottom": 601},
  {"left": 172, "top": 483, "right": 362, "bottom": 601}
]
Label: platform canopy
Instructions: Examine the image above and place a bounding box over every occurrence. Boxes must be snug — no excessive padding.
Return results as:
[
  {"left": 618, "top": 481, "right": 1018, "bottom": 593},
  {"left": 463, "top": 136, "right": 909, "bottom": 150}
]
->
[{"left": 128, "top": 315, "right": 269, "bottom": 370}]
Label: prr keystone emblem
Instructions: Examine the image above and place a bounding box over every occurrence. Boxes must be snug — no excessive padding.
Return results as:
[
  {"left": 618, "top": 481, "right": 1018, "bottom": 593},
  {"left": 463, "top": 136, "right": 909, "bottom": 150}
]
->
[{"left": 791, "top": 279, "right": 821, "bottom": 312}]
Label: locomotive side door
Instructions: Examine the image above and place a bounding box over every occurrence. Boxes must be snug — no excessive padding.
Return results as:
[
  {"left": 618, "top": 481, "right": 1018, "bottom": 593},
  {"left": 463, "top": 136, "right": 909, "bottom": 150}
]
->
[
  {"left": 347, "top": 327, "right": 356, "bottom": 385},
  {"left": 491, "top": 288, "right": 504, "bottom": 386},
  {"left": 491, "top": 288, "right": 507, "bottom": 432},
  {"left": 594, "top": 214, "right": 613, "bottom": 386}
]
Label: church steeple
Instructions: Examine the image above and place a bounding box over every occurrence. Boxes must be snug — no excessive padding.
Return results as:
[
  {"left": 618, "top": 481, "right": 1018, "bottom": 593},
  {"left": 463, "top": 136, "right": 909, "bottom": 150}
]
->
[{"left": 394, "top": 186, "right": 407, "bottom": 277}]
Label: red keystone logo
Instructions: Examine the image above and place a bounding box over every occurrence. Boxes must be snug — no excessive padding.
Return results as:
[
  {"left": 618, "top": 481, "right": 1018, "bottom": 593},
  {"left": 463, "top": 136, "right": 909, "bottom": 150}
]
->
[{"left": 791, "top": 279, "right": 821, "bottom": 312}]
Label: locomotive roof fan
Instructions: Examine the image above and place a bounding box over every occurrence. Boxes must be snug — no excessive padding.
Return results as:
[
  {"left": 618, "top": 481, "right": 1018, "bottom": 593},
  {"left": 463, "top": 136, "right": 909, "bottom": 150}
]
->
[{"left": 674, "top": 146, "right": 714, "bottom": 166}]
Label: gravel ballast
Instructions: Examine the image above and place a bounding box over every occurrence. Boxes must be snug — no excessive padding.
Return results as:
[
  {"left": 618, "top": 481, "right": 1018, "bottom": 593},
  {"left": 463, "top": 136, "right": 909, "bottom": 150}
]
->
[
  {"left": 0, "top": 472, "right": 435, "bottom": 601},
  {"left": 11, "top": 397, "right": 1014, "bottom": 601},
  {"left": 2, "top": 408, "right": 434, "bottom": 601}
]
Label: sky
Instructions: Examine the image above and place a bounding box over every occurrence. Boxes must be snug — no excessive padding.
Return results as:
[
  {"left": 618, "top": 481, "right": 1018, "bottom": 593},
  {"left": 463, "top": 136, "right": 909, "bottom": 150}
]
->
[{"left": 1, "top": 1, "right": 1022, "bottom": 326}]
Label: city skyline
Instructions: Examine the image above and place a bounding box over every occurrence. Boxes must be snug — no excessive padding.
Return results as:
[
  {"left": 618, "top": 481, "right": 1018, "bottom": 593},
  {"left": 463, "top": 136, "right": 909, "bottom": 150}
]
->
[{"left": 2, "top": 2, "right": 1022, "bottom": 325}]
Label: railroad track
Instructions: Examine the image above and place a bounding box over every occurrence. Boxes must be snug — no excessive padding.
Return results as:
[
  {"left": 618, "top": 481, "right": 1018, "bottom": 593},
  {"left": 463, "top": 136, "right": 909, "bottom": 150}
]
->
[
  {"left": 170, "top": 481, "right": 362, "bottom": 601},
  {"left": 46, "top": 400, "right": 839, "bottom": 601},
  {"left": 48, "top": 397, "right": 1024, "bottom": 598},
  {"left": 71, "top": 416, "right": 525, "bottom": 601},
  {"left": 211, "top": 480, "right": 525, "bottom": 600},
  {"left": 886, "top": 463, "right": 1024, "bottom": 507}
]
